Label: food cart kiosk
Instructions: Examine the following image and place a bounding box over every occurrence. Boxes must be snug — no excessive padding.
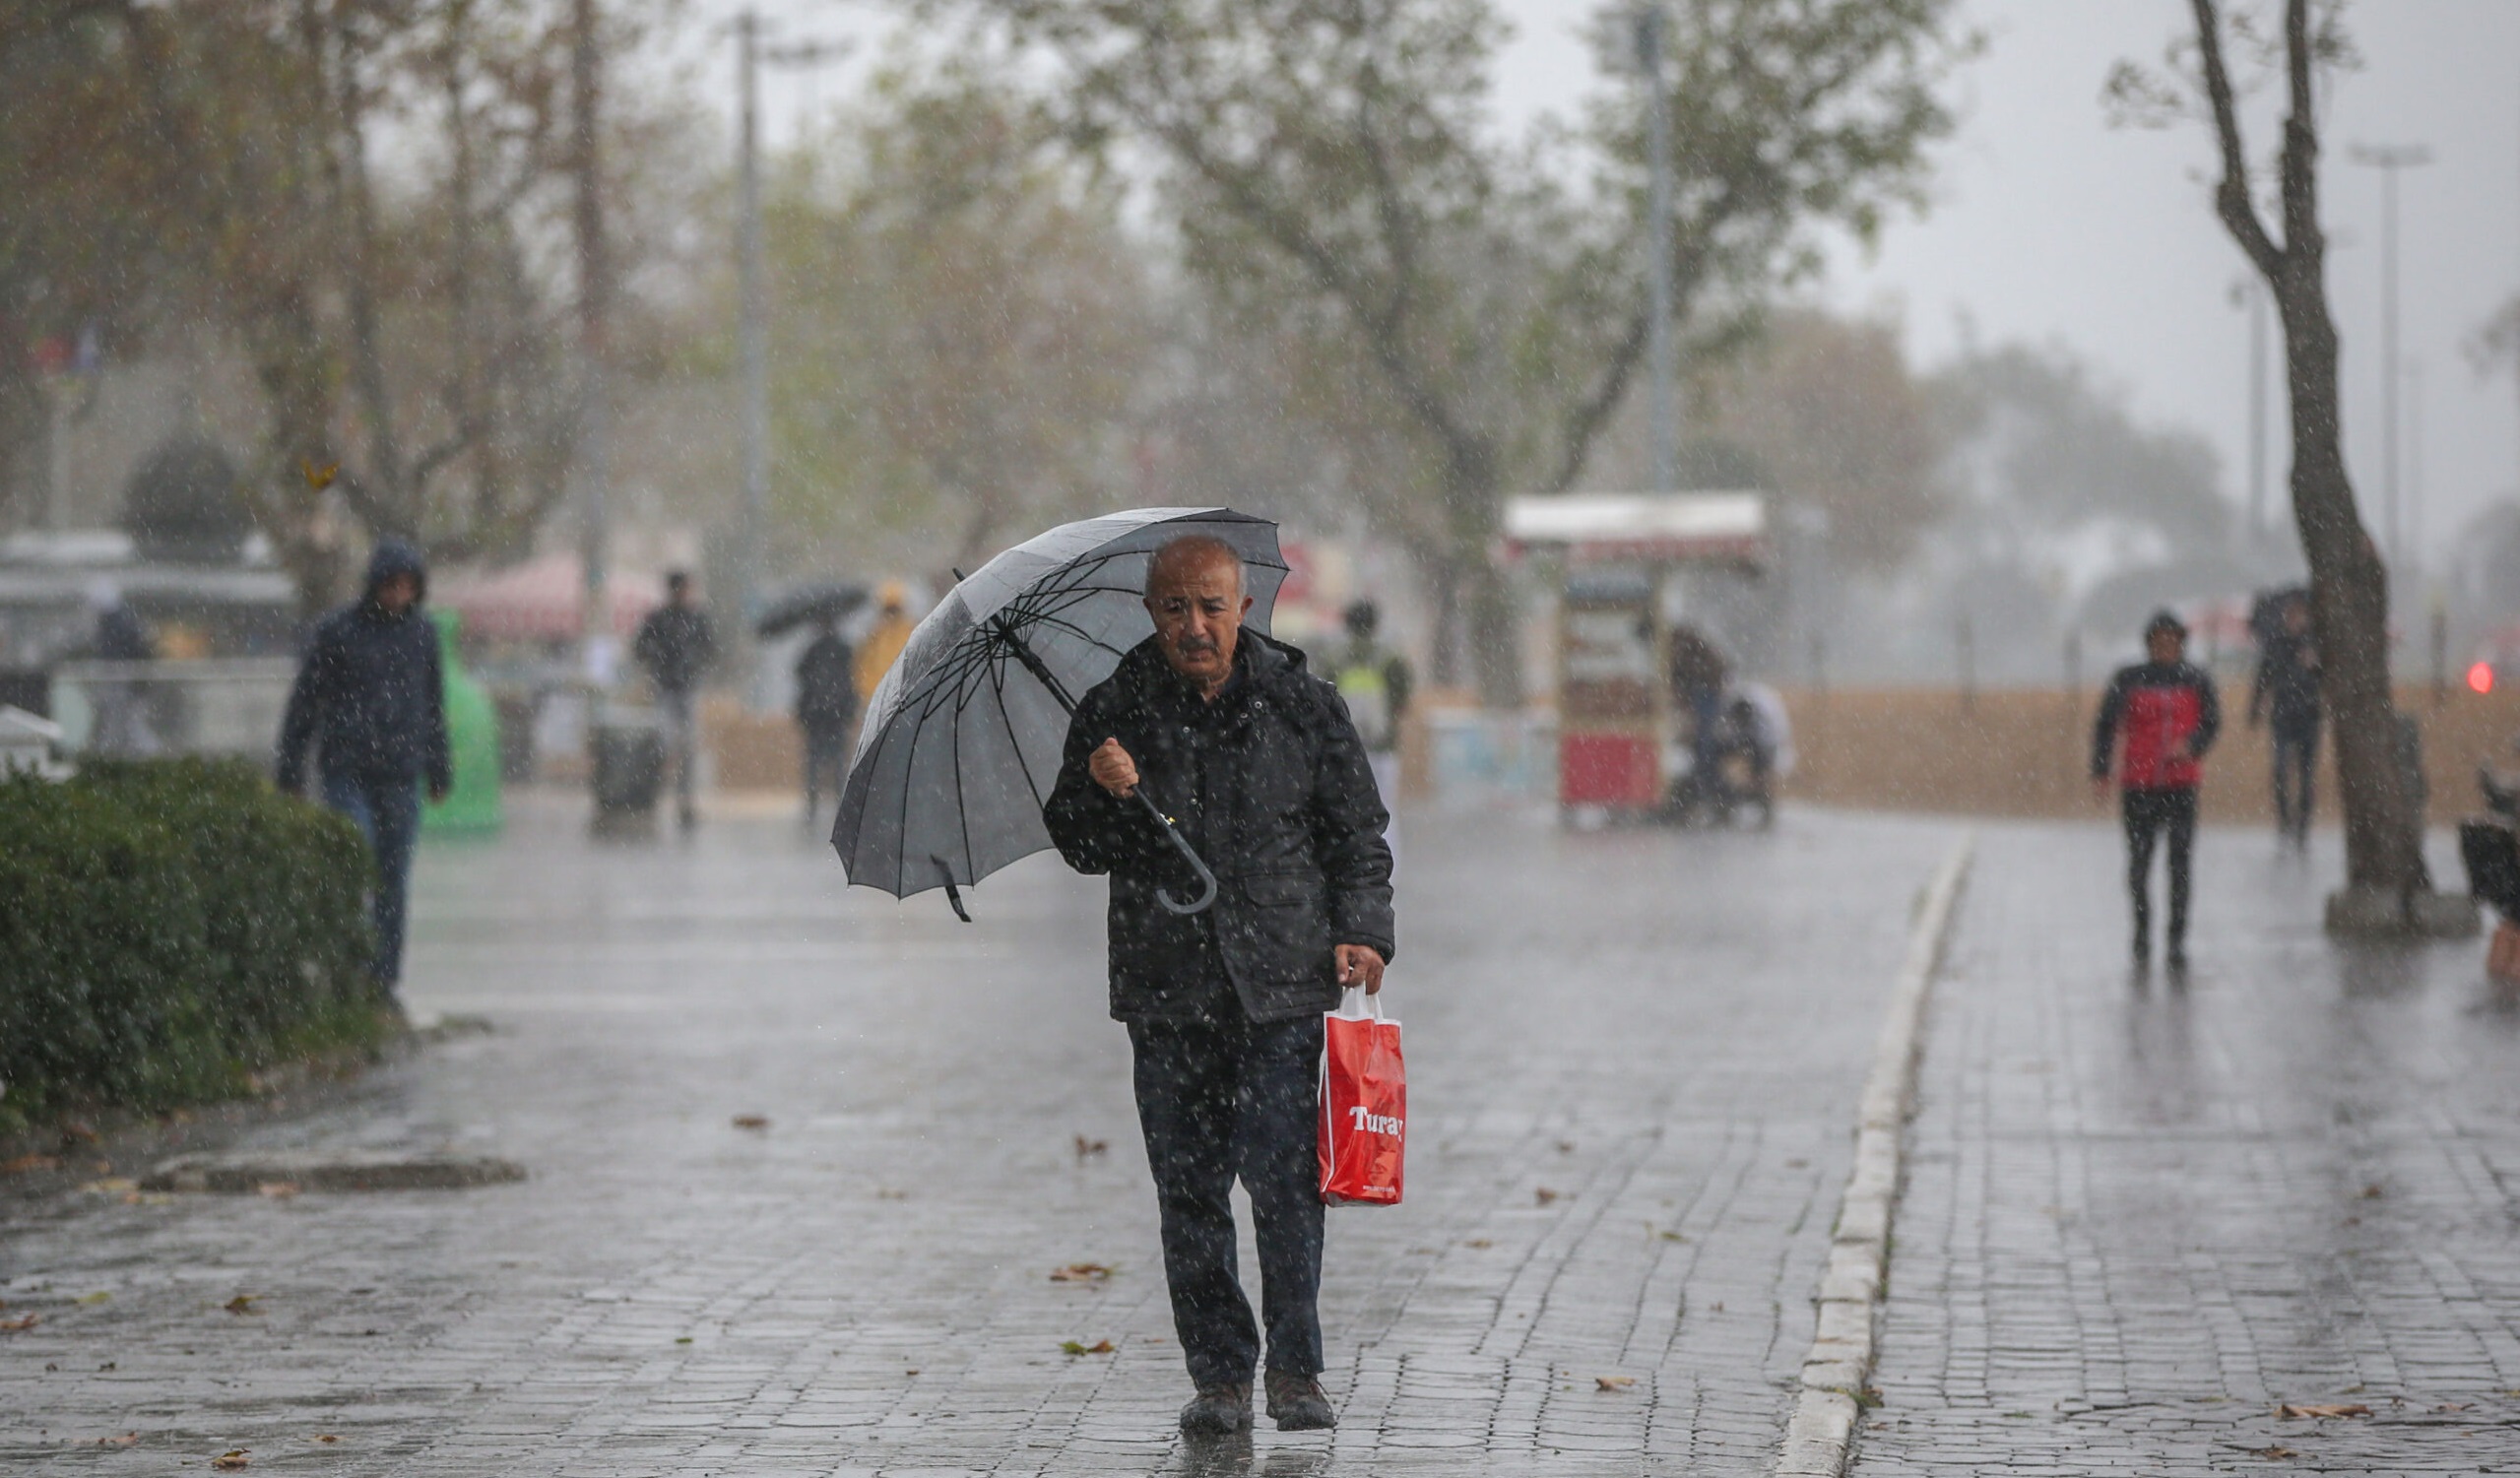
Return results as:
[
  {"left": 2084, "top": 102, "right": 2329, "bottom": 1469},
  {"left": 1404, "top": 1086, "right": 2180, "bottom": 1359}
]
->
[{"left": 1501, "top": 491, "right": 1767, "bottom": 820}]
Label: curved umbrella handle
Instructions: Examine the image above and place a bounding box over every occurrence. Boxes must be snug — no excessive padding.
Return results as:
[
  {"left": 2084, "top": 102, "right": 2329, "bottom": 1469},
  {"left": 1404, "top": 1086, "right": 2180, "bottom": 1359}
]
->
[{"left": 1133, "top": 790, "right": 1218, "bottom": 916}]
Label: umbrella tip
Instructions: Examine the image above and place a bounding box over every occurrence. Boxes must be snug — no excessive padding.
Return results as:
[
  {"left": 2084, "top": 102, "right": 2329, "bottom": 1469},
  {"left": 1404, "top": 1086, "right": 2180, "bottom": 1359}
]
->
[{"left": 952, "top": 567, "right": 967, "bottom": 582}]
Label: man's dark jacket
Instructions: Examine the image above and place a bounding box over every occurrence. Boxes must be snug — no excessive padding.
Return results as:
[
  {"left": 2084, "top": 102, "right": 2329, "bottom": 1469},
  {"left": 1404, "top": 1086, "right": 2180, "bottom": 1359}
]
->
[
  {"left": 1044, "top": 633, "right": 1395, "bottom": 1025},
  {"left": 276, "top": 541, "right": 450, "bottom": 794},
  {"left": 634, "top": 604, "right": 716, "bottom": 694},
  {"left": 794, "top": 631, "right": 858, "bottom": 733},
  {"left": 2250, "top": 633, "right": 2322, "bottom": 733}
]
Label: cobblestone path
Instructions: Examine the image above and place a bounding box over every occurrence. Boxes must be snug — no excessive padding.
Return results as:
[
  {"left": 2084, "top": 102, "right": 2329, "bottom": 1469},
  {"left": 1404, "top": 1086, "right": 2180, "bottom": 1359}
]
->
[
  {"left": 3, "top": 800, "right": 1953, "bottom": 1475},
  {"left": 1855, "top": 821, "right": 2520, "bottom": 1476}
]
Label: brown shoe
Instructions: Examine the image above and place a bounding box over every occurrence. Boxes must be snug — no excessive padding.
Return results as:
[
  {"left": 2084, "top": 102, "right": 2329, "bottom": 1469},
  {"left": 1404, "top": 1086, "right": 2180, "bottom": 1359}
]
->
[
  {"left": 1179, "top": 1381, "right": 1253, "bottom": 1435},
  {"left": 1264, "top": 1370, "right": 1336, "bottom": 1431}
]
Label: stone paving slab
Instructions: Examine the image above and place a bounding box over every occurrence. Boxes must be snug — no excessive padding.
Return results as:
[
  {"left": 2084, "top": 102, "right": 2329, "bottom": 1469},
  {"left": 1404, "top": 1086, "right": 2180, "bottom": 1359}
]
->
[
  {"left": 1853, "top": 820, "right": 2520, "bottom": 1476},
  {"left": 1, "top": 798, "right": 1956, "bottom": 1474}
]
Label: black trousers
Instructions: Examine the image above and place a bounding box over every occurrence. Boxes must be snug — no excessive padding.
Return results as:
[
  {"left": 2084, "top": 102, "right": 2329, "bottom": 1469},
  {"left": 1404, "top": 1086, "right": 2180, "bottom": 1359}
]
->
[
  {"left": 2271, "top": 724, "right": 2317, "bottom": 839},
  {"left": 2122, "top": 787, "right": 2198, "bottom": 947},
  {"left": 802, "top": 721, "right": 850, "bottom": 815},
  {"left": 1129, "top": 1012, "right": 1325, "bottom": 1386}
]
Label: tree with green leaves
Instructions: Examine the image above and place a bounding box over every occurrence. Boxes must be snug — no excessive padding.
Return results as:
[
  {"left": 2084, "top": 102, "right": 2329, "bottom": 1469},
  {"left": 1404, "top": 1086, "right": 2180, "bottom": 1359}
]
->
[
  {"left": 762, "top": 62, "right": 1156, "bottom": 574},
  {"left": 2108, "top": 0, "right": 2454, "bottom": 929},
  {"left": 1, "top": 1, "right": 689, "bottom": 610},
  {"left": 942, "top": 0, "right": 1968, "bottom": 696}
]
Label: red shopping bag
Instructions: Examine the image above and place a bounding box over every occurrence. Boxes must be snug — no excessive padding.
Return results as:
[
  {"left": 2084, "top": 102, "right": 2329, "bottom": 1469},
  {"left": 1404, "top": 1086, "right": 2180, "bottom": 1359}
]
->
[{"left": 1319, "top": 987, "right": 1405, "bottom": 1206}]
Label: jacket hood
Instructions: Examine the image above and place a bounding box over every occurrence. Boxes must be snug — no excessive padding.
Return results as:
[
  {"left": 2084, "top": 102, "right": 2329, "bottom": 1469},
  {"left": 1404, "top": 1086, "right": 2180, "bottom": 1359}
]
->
[{"left": 362, "top": 540, "right": 428, "bottom": 607}]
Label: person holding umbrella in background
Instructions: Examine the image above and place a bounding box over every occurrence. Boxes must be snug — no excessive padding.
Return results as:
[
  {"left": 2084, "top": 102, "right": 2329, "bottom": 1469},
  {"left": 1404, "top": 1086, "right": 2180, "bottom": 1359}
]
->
[
  {"left": 793, "top": 611, "right": 857, "bottom": 827},
  {"left": 2249, "top": 590, "right": 2322, "bottom": 848}
]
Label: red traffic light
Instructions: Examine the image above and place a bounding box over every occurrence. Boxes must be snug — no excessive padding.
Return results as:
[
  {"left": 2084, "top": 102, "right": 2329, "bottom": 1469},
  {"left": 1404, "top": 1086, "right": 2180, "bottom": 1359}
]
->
[{"left": 2470, "top": 661, "right": 2496, "bottom": 696}]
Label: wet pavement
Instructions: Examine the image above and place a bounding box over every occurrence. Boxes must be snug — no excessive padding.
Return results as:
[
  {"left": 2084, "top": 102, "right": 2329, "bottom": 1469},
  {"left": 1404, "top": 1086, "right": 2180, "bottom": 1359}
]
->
[
  {"left": 1854, "top": 821, "right": 2520, "bottom": 1475},
  {"left": 2, "top": 795, "right": 1956, "bottom": 1475}
]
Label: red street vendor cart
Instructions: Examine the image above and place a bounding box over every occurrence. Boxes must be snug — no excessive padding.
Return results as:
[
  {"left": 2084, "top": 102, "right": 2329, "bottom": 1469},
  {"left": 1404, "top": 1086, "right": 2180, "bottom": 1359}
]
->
[{"left": 1501, "top": 491, "right": 1767, "bottom": 820}]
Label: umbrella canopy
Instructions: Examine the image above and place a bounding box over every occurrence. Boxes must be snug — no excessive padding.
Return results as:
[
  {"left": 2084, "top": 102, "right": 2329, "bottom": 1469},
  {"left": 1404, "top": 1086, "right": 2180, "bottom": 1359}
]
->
[
  {"left": 755, "top": 580, "right": 868, "bottom": 638},
  {"left": 831, "top": 507, "right": 1287, "bottom": 914}
]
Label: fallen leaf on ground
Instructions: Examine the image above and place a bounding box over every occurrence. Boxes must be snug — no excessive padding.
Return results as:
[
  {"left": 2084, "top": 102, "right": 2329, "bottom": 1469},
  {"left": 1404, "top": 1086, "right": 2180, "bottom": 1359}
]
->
[
  {"left": 1595, "top": 1376, "right": 1636, "bottom": 1391},
  {"left": 2359, "top": 1184, "right": 2384, "bottom": 1199},
  {"left": 1533, "top": 1188, "right": 1560, "bottom": 1206},
  {"left": 874, "top": 1188, "right": 907, "bottom": 1200},
  {"left": 212, "top": 1449, "right": 250, "bottom": 1469},
  {"left": 76, "top": 1291, "right": 110, "bottom": 1305},
  {"left": 61, "top": 1121, "right": 99, "bottom": 1143},
  {"left": 1, "top": 1154, "right": 59, "bottom": 1175},
  {"left": 1073, "top": 1135, "right": 1108, "bottom": 1158},
  {"left": 225, "top": 1295, "right": 262, "bottom": 1316},
  {"left": 2276, "top": 1402, "right": 2369, "bottom": 1419},
  {"left": 96, "top": 1433, "right": 138, "bottom": 1447},
  {"left": 732, "top": 1115, "right": 769, "bottom": 1130},
  {"left": 2252, "top": 1447, "right": 2297, "bottom": 1460},
  {"left": 1049, "top": 1263, "right": 1111, "bottom": 1284},
  {"left": 256, "top": 1183, "right": 299, "bottom": 1199},
  {"left": 1555, "top": 1140, "right": 1576, "bottom": 1154},
  {"left": 1462, "top": 1239, "right": 1493, "bottom": 1250},
  {"left": 314, "top": 1435, "right": 340, "bottom": 1444},
  {"left": 1059, "top": 1339, "right": 1116, "bottom": 1356},
  {"left": 1659, "top": 1230, "right": 1688, "bottom": 1243},
  {"left": 1, "top": 1315, "right": 39, "bottom": 1331},
  {"left": 79, "top": 1178, "right": 137, "bottom": 1194},
  {"left": 2433, "top": 1402, "right": 2471, "bottom": 1413}
]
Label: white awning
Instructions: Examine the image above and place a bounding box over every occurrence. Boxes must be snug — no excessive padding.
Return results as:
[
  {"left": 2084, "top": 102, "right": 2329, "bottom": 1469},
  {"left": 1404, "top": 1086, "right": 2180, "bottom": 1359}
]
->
[{"left": 1503, "top": 491, "right": 1765, "bottom": 563}]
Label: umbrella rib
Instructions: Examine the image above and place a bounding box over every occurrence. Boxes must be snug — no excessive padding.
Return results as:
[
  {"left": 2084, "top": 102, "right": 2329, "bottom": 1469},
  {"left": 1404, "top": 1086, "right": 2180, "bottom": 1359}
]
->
[{"left": 992, "top": 648, "right": 1053, "bottom": 814}]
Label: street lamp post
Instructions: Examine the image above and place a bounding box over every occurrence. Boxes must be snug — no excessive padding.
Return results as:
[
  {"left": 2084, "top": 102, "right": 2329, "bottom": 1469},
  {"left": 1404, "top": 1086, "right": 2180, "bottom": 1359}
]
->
[
  {"left": 2348, "top": 141, "right": 2432, "bottom": 571},
  {"left": 2229, "top": 278, "right": 2269, "bottom": 542},
  {"left": 732, "top": 12, "right": 843, "bottom": 699},
  {"left": 1635, "top": 3, "right": 1674, "bottom": 497}
]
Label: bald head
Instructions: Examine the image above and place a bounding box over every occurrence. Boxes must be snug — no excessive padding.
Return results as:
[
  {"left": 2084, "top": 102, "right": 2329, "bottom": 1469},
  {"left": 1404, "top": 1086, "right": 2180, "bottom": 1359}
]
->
[
  {"left": 1144, "top": 535, "right": 1245, "bottom": 599},
  {"left": 1143, "top": 535, "right": 1253, "bottom": 698}
]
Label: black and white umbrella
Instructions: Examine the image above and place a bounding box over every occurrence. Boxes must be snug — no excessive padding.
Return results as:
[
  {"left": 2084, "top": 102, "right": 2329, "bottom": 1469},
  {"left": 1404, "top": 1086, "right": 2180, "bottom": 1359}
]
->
[{"left": 830, "top": 507, "right": 1289, "bottom": 920}]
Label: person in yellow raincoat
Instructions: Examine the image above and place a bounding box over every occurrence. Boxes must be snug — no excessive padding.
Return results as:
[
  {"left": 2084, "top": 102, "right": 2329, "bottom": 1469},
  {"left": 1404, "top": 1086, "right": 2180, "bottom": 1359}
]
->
[{"left": 854, "top": 580, "right": 916, "bottom": 705}]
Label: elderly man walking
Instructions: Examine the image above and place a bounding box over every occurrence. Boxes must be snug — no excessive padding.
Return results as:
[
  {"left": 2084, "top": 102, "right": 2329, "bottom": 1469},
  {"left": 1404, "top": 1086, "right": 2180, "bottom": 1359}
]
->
[{"left": 1044, "top": 535, "right": 1395, "bottom": 1437}]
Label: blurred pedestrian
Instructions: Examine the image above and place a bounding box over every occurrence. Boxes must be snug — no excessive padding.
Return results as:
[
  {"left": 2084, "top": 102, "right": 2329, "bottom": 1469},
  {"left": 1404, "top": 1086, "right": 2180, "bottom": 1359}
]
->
[
  {"left": 1330, "top": 599, "right": 1411, "bottom": 860},
  {"left": 794, "top": 612, "right": 858, "bottom": 826},
  {"left": 275, "top": 541, "right": 450, "bottom": 997},
  {"left": 85, "top": 579, "right": 158, "bottom": 754},
  {"left": 2092, "top": 610, "right": 2221, "bottom": 970},
  {"left": 2248, "top": 592, "right": 2321, "bottom": 847},
  {"left": 1667, "top": 624, "right": 1730, "bottom": 803},
  {"left": 633, "top": 570, "right": 716, "bottom": 831},
  {"left": 855, "top": 579, "right": 916, "bottom": 706},
  {"left": 1044, "top": 536, "right": 1394, "bottom": 1438}
]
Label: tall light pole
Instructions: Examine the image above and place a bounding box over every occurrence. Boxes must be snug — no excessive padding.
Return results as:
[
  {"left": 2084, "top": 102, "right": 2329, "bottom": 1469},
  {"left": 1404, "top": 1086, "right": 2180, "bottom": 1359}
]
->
[
  {"left": 2229, "top": 278, "right": 2269, "bottom": 542},
  {"left": 571, "top": 0, "right": 612, "bottom": 678},
  {"left": 2348, "top": 141, "right": 2431, "bottom": 570},
  {"left": 737, "top": 10, "right": 767, "bottom": 661},
  {"left": 1636, "top": 3, "right": 1675, "bottom": 496},
  {"left": 733, "top": 13, "right": 842, "bottom": 699}
]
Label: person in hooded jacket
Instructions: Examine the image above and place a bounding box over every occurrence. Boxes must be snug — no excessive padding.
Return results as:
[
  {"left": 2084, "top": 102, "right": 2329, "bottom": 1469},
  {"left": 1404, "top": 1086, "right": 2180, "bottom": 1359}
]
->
[
  {"left": 1043, "top": 535, "right": 1394, "bottom": 1439},
  {"left": 2091, "top": 610, "right": 2222, "bottom": 969},
  {"left": 277, "top": 540, "right": 451, "bottom": 995}
]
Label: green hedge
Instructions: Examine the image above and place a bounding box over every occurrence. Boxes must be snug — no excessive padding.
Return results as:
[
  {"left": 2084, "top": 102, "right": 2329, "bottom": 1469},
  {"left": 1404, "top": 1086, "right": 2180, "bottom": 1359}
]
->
[{"left": 0, "top": 757, "right": 386, "bottom": 1131}]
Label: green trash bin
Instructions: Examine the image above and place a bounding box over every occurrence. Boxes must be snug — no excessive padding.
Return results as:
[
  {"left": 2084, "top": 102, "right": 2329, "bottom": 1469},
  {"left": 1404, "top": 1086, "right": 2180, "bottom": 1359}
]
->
[{"left": 422, "top": 608, "right": 503, "bottom": 835}]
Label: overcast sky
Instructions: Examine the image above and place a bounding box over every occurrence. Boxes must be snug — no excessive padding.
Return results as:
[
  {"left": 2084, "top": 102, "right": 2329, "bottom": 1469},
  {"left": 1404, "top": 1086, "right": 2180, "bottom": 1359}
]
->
[{"left": 701, "top": 0, "right": 2520, "bottom": 569}]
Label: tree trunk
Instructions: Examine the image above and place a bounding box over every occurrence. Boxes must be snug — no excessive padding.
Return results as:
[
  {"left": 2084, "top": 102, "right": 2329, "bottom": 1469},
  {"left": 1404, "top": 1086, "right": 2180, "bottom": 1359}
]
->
[{"left": 2274, "top": 264, "right": 2429, "bottom": 896}]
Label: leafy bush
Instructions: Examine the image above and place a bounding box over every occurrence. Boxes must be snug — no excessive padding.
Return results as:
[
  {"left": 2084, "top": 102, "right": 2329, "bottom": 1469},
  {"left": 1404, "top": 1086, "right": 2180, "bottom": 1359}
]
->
[{"left": 0, "top": 758, "right": 384, "bottom": 1131}]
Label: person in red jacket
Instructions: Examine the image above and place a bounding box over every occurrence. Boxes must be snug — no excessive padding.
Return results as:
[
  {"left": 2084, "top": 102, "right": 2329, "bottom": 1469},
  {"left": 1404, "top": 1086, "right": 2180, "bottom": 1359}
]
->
[{"left": 2091, "top": 610, "right": 2223, "bottom": 969}]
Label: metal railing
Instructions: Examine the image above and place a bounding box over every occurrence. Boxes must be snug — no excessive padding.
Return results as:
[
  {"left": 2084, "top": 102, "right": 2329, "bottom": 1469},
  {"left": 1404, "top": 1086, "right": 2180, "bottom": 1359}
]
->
[{"left": 48, "top": 659, "right": 298, "bottom": 758}]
